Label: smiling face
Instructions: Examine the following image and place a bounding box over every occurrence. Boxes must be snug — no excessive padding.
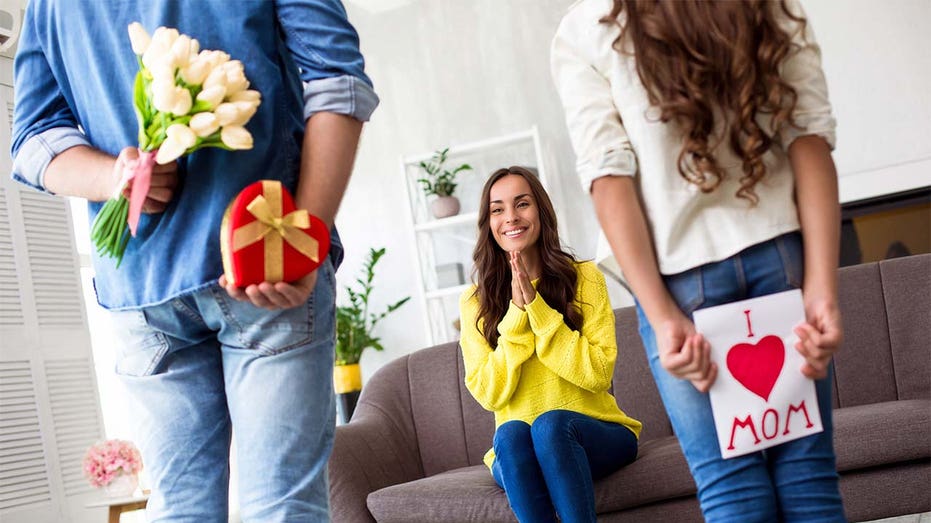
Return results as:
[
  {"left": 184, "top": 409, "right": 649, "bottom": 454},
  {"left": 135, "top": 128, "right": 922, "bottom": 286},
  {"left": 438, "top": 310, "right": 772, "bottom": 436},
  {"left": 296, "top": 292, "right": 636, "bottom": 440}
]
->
[{"left": 488, "top": 174, "right": 541, "bottom": 258}]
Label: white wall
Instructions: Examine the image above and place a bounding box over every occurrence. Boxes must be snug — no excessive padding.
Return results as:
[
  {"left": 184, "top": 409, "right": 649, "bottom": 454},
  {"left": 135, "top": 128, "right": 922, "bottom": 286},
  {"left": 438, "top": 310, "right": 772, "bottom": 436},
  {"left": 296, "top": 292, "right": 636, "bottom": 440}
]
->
[
  {"left": 339, "top": 0, "right": 931, "bottom": 382},
  {"left": 802, "top": 0, "right": 931, "bottom": 201}
]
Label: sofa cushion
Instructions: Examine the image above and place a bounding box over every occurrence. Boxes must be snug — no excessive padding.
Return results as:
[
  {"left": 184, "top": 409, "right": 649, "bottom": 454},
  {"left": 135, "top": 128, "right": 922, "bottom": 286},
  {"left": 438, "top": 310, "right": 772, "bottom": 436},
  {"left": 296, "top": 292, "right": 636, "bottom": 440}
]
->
[
  {"left": 835, "top": 262, "right": 897, "bottom": 408},
  {"left": 366, "top": 435, "right": 695, "bottom": 522},
  {"left": 367, "top": 465, "right": 514, "bottom": 523},
  {"left": 879, "top": 255, "right": 931, "bottom": 401},
  {"left": 409, "top": 342, "right": 477, "bottom": 477},
  {"left": 613, "top": 307, "right": 674, "bottom": 441},
  {"left": 594, "top": 436, "right": 695, "bottom": 510},
  {"left": 833, "top": 399, "right": 931, "bottom": 472}
]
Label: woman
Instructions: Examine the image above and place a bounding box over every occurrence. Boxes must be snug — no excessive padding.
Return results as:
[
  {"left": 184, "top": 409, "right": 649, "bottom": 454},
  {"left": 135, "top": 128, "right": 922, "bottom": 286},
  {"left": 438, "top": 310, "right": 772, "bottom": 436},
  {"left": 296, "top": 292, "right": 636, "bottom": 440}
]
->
[
  {"left": 552, "top": 0, "right": 845, "bottom": 521},
  {"left": 459, "top": 166, "right": 642, "bottom": 522}
]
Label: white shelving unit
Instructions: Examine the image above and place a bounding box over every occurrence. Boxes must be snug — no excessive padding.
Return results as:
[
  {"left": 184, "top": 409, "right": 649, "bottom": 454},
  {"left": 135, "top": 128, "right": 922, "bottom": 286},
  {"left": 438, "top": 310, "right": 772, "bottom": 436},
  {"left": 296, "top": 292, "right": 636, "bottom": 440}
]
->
[{"left": 401, "top": 127, "right": 550, "bottom": 346}]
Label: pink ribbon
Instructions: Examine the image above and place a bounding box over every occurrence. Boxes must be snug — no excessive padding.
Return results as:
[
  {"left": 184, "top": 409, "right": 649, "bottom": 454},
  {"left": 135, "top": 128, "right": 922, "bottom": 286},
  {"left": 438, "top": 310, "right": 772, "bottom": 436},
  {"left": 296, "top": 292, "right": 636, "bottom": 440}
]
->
[{"left": 122, "top": 149, "right": 158, "bottom": 237}]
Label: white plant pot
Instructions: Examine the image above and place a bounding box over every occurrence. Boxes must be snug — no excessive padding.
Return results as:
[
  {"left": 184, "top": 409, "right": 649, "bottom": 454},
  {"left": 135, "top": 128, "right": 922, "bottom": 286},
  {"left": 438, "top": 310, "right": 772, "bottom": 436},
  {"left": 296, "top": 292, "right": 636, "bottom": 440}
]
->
[
  {"left": 104, "top": 472, "right": 139, "bottom": 497},
  {"left": 431, "top": 196, "right": 460, "bottom": 219}
]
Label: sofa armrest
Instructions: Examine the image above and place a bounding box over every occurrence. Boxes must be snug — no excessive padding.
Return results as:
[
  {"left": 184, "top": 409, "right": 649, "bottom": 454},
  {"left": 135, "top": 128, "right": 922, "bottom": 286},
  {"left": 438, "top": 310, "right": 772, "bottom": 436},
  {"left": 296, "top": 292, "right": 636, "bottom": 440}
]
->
[{"left": 329, "top": 405, "right": 425, "bottom": 522}]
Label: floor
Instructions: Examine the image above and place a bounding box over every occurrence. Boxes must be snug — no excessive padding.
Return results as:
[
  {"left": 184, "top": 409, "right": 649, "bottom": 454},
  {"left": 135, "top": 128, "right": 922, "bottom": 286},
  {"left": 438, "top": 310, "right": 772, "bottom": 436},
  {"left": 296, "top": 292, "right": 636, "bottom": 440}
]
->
[{"left": 864, "top": 513, "right": 931, "bottom": 523}]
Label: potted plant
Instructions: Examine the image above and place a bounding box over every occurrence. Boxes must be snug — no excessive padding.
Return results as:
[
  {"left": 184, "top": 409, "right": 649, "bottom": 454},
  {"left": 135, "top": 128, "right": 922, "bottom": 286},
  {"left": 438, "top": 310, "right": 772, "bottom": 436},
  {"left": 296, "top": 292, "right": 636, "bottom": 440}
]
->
[
  {"left": 417, "top": 147, "right": 472, "bottom": 219},
  {"left": 335, "top": 247, "right": 410, "bottom": 423},
  {"left": 83, "top": 439, "right": 143, "bottom": 497}
]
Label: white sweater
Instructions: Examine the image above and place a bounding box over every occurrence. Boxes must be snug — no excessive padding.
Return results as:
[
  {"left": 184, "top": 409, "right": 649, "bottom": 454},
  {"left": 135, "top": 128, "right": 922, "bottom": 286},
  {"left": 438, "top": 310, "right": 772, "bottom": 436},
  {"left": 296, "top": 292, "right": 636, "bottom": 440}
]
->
[{"left": 551, "top": 0, "right": 836, "bottom": 277}]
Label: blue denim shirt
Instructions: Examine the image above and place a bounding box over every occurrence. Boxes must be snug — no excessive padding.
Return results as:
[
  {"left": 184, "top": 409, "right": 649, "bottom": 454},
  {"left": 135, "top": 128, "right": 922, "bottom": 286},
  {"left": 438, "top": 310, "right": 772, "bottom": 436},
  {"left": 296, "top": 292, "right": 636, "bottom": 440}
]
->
[{"left": 12, "top": 0, "right": 378, "bottom": 310}]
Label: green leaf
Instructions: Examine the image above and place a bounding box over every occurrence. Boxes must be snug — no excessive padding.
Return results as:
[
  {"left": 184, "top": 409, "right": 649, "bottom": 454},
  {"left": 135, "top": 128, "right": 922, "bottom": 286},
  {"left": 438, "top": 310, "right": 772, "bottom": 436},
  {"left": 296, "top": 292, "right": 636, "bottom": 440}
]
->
[
  {"left": 333, "top": 247, "right": 410, "bottom": 365},
  {"left": 417, "top": 147, "right": 470, "bottom": 198}
]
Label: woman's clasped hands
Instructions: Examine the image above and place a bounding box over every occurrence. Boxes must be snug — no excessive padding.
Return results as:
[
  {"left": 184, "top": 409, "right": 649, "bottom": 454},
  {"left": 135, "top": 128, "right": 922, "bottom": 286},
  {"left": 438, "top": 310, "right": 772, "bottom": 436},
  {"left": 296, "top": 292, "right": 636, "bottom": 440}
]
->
[{"left": 509, "top": 250, "right": 536, "bottom": 310}]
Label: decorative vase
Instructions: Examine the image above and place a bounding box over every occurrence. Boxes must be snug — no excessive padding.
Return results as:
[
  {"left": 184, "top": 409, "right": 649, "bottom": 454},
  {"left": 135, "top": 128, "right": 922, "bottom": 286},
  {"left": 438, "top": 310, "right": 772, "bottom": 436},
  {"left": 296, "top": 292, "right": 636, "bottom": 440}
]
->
[
  {"left": 334, "top": 363, "right": 362, "bottom": 424},
  {"left": 104, "top": 472, "right": 138, "bottom": 497},
  {"left": 430, "top": 196, "right": 460, "bottom": 219}
]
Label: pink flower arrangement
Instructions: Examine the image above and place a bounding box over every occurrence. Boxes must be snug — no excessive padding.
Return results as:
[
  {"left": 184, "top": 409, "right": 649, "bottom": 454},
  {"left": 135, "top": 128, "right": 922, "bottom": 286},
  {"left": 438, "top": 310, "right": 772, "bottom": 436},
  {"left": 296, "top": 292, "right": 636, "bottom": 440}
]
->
[{"left": 82, "top": 439, "right": 143, "bottom": 488}]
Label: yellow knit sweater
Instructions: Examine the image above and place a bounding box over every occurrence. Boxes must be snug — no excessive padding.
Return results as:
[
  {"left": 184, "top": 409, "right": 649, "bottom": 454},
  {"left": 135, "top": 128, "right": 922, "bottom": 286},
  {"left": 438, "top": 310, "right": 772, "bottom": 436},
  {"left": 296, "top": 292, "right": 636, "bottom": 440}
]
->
[{"left": 460, "top": 261, "right": 643, "bottom": 468}]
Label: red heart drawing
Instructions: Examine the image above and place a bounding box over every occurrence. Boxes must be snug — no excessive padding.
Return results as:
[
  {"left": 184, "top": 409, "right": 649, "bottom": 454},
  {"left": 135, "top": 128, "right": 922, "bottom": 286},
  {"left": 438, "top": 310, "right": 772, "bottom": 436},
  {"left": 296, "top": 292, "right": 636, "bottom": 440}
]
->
[{"left": 726, "top": 335, "right": 785, "bottom": 401}]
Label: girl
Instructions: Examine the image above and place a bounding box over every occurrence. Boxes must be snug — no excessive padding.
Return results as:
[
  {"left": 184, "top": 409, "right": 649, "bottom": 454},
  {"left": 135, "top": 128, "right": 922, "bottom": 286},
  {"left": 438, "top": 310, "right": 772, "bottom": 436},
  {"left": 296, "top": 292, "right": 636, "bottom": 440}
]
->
[
  {"left": 459, "top": 166, "right": 642, "bottom": 522},
  {"left": 552, "top": 0, "right": 844, "bottom": 521}
]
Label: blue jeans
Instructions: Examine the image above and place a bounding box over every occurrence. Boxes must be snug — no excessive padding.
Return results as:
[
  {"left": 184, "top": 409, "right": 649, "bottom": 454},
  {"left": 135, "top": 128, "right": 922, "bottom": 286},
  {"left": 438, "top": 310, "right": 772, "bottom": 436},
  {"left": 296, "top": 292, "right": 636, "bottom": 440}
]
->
[
  {"left": 491, "top": 410, "right": 638, "bottom": 523},
  {"left": 109, "top": 259, "right": 337, "bottom": 522},
  {"left": 635, "top": 232, "right": 844, "bottom": 522}
]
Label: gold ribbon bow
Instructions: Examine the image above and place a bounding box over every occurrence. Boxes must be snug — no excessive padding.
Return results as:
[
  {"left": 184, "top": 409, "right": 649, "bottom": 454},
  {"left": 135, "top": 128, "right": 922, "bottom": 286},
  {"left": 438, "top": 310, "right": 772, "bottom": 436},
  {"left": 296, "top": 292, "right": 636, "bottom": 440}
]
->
[{"left": 231, "top": 181, "right": 320, "bottom": 282}]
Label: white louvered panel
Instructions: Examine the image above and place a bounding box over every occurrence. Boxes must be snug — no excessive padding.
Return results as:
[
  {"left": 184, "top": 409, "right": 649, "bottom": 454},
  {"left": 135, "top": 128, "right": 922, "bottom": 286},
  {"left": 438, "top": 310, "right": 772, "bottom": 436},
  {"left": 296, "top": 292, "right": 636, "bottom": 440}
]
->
[
  {"left": 44, "top": 359, "right": 101, "bottom": 496},
  {"left": 0, "top": 188, "right": 23, "bottom": 326},
  {"left": 18, "top": 191, "right": 84, "bottom": 327},
  {"left": 0, "top": 361, "right": 52, "bottom": 511},
  {"left": 2, "top": 80, "right": 12, "bottom": 131}
]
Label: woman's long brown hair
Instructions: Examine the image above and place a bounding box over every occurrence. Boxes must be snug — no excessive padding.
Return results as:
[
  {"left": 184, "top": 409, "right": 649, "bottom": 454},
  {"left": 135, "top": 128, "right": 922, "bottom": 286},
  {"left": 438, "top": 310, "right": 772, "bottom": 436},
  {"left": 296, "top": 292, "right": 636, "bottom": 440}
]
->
[
  {"left": 602, "top": 0, "right": 806, "bottom": 203},
  {"left": 471, "top": 167, "right": 582, "bottom": 347}
]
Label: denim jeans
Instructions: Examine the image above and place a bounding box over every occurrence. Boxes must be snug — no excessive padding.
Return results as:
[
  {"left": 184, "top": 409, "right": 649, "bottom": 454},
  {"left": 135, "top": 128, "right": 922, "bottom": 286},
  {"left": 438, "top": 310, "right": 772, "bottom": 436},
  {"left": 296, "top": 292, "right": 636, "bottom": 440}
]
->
[
  {"left": 109, "top": 259, "right": 337, "bottom": 522},
  {"left": 635, "top": 232, "right": 845, "bottom": 522},
  {"left": 491, "top": 410, "right": 638, "bottom": 523}
]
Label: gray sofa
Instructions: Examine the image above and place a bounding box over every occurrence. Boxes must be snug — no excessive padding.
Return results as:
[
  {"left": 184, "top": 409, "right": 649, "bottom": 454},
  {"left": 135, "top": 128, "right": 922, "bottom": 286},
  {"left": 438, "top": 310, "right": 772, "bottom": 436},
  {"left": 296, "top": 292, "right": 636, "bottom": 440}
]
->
[{"left": 329, "top": 254, "right": 931, "bottom": 522}]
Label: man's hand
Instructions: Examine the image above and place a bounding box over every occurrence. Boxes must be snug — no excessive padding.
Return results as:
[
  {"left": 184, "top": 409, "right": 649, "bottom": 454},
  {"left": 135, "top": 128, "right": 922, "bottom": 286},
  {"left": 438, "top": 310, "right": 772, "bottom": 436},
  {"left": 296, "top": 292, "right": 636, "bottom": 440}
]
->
[
  {"left": 657, "top": 315, "right": 718, "bottom": 392},
  {"left": 114, "top": 146, "right": 179, "bottom": 213},
  {"left": 219, "top": 270, "right": 318, "bottom": 310}
]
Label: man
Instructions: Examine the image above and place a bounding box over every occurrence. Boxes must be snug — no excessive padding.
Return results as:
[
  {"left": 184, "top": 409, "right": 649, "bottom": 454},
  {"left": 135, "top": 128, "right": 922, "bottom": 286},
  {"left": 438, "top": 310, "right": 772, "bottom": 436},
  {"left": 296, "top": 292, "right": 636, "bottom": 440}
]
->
[{"left": 12, "top": 1, "right": 377, "bottom": 520}]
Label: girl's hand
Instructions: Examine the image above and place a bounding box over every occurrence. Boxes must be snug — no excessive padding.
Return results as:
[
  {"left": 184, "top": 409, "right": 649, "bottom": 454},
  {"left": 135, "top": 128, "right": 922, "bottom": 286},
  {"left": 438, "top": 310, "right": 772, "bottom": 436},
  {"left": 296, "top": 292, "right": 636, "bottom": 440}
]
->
[
  {"left": 794, "top": 295, "right": 842, "bottom": 379},
  {"left": 657, "top": 315, "right": 717, "bottom": 392},
  {"left": 510, "top": 251, "right": 536, "bottom": 306}
]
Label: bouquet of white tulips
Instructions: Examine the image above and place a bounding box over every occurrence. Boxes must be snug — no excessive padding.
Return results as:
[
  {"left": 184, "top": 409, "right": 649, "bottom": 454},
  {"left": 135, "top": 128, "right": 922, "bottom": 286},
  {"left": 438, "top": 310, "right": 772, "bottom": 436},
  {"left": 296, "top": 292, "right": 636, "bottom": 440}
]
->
[{"left": 91, "top": 22, "right": 261, "bottom": 265}]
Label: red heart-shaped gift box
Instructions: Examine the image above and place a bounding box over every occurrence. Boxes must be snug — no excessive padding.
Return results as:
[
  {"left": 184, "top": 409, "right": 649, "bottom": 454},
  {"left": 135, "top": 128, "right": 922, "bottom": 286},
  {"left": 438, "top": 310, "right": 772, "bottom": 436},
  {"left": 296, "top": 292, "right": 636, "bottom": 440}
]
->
[{"left": 220, "top": 180, "right": 330, "bottom": 287}]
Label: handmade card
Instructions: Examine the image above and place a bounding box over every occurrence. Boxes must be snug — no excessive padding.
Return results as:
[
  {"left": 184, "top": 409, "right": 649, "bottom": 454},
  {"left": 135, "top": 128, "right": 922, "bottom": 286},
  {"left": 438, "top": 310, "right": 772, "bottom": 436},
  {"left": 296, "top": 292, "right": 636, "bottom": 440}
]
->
[{"left": 693, "top": 289, "right": 822, "bottom": 459}]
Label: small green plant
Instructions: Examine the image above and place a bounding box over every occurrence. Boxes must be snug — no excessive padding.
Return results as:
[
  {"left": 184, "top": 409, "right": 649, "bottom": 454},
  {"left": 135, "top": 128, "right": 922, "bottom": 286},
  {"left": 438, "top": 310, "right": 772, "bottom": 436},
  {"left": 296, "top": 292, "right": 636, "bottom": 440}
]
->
[
  {"left": 417, "top": 148, "right": 472, "bottom": 197},
  {"left": 335, "top": 247, "right": 411, "bottom": 366}
]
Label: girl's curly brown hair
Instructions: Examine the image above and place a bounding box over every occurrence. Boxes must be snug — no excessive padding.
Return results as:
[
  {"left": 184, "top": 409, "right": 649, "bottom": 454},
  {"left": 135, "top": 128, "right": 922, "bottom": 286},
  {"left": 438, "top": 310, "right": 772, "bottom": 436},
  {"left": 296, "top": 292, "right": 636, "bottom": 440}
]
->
[{"left": 601, "top": 0, "right": 806, "bottom": 203}]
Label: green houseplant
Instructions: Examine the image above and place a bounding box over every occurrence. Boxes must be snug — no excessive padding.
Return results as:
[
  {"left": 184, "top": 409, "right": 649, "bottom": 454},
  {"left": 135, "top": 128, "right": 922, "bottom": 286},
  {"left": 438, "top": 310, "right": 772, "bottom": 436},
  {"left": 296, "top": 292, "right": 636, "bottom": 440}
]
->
[
  {"left": 334, "top": 247, "right": 410, "bottom": 423},
  {"left": 417, "top": 147, "right": 472, "bottom": 218}
]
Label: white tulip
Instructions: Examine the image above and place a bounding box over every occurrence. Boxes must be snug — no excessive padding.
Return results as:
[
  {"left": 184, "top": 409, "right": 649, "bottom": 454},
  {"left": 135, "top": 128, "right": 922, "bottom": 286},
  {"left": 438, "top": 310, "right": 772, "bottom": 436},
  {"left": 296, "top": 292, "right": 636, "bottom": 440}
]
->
[
  {"left": 222, "top": 60, "right": 249, "bottom": 94},
  {"left": 151, "top": 79, "right": 178, "bottom": 113},
  {"left": 148, "top": 62, "right": 176, "bottom": 86},
  {"left": 180, "top": 58, "right": 210, "bottom": 86},
  {"left": 228, "top": 89, "right": 261, "bottom": 104},
  {"left": 143, "top": 27, "right": 179, "bottom": 70},
  {"left": 169, "top": 87, "right": 193, "bottom": 115},
  {"left": 156, "top": 135, "right": 188, "bottom": 164},
  {"left": 154, "top": 82, "right": 193, "bottom": 115},
  {"left": 203, "top": 66, "right": 229, "bottom": 91},
  {"left": 170, "top": 35, "right": 197, "bottom": 68},
  {"left": 195, "top": 85, "right": 226, "bottom": 109},
  {"left": 220, "top": 125, "right": 253, "bottom": 150},
  {"left": 231, "top": 101, "right": 258, "bottom": 125},
  {"left": 143, "top": 47, "right": 172, "bottom": 74},
  {"left": 213, "top": 103, "right": 240, "bottom": 126},
  {"left": 189, "top": 112, "right": 220, "bottom": 137},
  {"left": 150, "top": 27, "right": 180, "bottom": 50},
  {"left": 127, "top": 23, "right": 151, "bottom": 56},
  {"left": 198, "top": 50, "right": 230, "bottom": 70},
  {"left": 165, "top": 124, "right": 197, "bottom": 149}
]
